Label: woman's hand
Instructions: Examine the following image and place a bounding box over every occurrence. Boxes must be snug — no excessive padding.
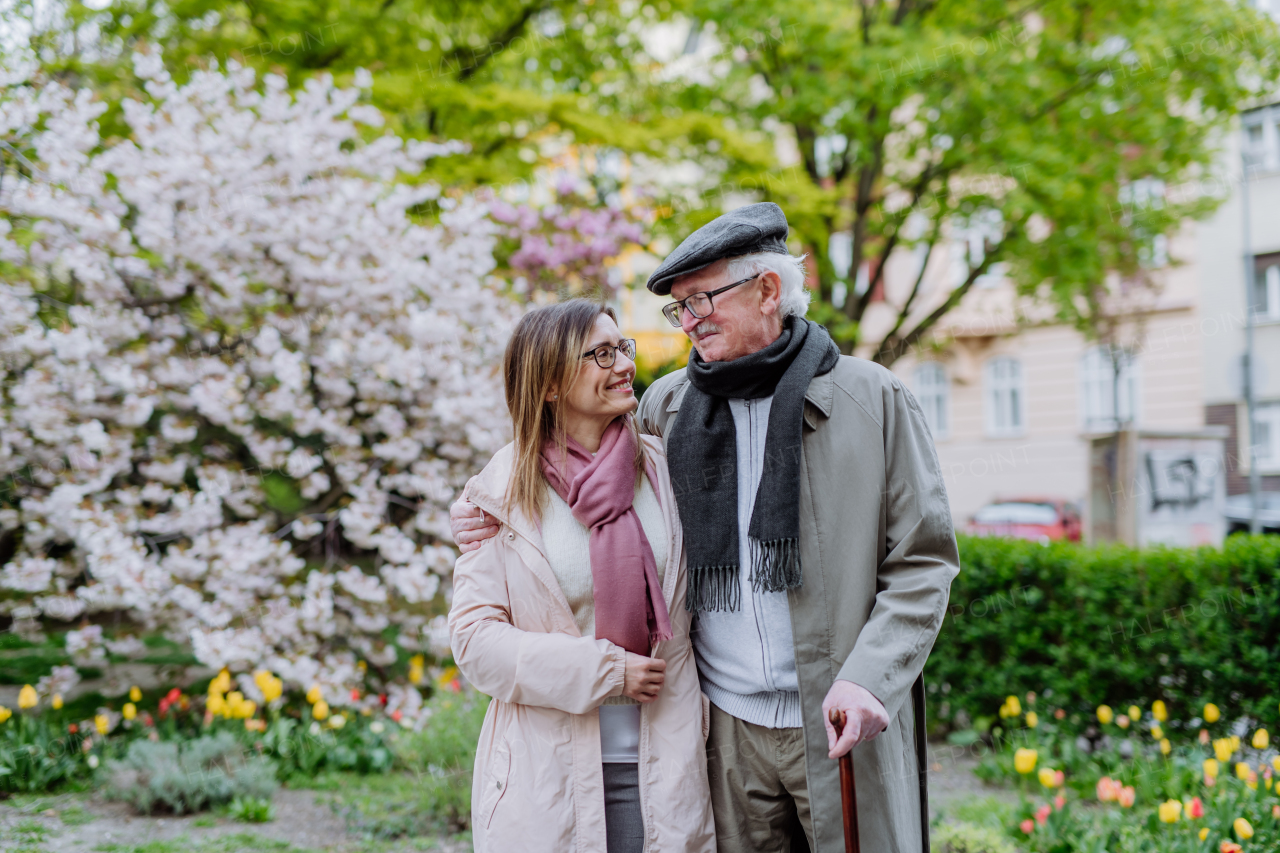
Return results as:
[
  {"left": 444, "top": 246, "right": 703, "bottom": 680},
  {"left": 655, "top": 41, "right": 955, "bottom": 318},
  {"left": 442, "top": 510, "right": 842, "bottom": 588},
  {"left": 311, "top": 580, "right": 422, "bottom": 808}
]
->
[{"left": 622, "top": 653, "right": 666, "bottom": 703}]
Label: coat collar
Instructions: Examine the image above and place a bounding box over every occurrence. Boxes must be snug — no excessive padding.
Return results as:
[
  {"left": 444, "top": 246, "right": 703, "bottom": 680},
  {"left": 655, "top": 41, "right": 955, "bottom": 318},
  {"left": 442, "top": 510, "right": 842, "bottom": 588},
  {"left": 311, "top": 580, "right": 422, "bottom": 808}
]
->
[{"left": 665, "top": 369, "right": 835, "bottom": 429}]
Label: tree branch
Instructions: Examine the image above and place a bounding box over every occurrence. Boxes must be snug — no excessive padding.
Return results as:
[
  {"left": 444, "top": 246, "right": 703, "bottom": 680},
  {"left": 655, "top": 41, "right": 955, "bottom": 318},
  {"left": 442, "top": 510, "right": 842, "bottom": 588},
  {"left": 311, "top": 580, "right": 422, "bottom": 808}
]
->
[
  {"left": 447, "top": 2, "right": 550, "bottom": 83},
  {"left": 873, "top": 230, "right": 1011, "bottom": 365}
]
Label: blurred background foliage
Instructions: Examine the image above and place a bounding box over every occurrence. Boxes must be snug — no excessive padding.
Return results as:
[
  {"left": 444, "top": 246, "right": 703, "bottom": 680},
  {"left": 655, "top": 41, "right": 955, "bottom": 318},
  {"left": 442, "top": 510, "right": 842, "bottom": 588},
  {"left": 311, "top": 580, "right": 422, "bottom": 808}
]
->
[{"left": 6, "top": 0, "right": 1280, "bottom": 357}]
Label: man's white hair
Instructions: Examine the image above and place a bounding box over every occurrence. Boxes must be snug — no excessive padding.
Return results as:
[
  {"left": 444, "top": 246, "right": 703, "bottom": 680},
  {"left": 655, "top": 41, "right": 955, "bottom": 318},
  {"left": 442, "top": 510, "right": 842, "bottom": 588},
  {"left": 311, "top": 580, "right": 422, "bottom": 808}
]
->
[{"left": 725, "top": 252, "right": 812, "bottom": 322}]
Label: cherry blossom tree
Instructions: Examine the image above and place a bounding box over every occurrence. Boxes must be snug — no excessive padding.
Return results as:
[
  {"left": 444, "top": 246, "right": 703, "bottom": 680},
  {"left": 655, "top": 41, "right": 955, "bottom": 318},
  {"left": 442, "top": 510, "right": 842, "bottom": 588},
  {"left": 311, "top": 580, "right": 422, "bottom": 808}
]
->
[{"left": 0, "top": 54, "right": 551, "bottom": 725}]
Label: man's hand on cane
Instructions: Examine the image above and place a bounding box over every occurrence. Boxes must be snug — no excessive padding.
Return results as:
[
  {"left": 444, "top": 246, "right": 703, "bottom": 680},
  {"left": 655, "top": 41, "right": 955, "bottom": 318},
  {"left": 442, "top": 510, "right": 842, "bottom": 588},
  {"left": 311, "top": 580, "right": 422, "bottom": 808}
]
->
[
  {"left": 451, "top": 497, "right": 499, "bottom": 553},
  {"left": 822, "top": 680, "right": 890, "bottom": 759}
]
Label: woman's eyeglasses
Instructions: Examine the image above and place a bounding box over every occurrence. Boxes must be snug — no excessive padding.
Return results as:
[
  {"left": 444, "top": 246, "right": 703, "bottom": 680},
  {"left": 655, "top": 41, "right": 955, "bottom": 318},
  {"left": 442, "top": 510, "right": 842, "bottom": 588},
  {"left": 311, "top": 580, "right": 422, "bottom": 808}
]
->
[
  {"left": 581, "top": 338, "right": 637, "bottom": 369},
  {"left": 660, "top": 273, "right": 761, "bottom": 327}
]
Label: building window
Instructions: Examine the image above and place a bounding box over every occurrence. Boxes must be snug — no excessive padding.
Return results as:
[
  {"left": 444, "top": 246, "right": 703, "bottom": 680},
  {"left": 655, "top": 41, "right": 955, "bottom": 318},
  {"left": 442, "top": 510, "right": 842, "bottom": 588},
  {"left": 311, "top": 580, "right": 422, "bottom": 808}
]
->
[
  {"left": 913, "top": 363, "right": 949, "bottom": 439},
  {"left": 1254, "top": 403, "right": 1280, "bottom": 470},
  {"left": 1254, "top": 253, "right": 1280, "bottom": 321},
  {"left": 1243, "top": 104, "right": 1280, "bottom": 172},
  {"left": 1079, "top": 345, "right": 1139, "bottom": 432},
  {"left": 984, "top": 357, "right": 1024, "bottom": 436}
]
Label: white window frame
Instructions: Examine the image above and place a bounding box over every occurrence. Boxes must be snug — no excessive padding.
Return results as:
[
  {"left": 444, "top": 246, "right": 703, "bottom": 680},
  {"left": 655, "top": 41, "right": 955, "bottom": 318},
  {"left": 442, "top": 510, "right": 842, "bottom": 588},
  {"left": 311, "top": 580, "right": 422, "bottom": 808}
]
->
[
  {"left": 1253, "top": 402, "right": 1280, "bottom": 473},
  {"left": 1253, "top": 256, "right": 1280, "bottom": 322},
  {"left": 1242, "top": 104, "right": 1280, "bottom": 173},
  {"left": 984, "top": 357, "right": 1025, "bottom": 437},
  {"left": 913, "top": 362, "right": 950, "bottom": 439},
  {"left": 1079, "top": 345, "right": 1140, "bottom": 432}
]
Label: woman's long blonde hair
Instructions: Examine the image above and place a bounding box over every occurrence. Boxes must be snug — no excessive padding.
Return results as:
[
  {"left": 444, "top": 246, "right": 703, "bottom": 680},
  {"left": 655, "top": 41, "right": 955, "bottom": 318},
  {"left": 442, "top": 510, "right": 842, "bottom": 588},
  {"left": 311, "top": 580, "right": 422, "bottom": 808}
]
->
[{"left": 503, "top": 299, "right": 643, "bottom": 522}]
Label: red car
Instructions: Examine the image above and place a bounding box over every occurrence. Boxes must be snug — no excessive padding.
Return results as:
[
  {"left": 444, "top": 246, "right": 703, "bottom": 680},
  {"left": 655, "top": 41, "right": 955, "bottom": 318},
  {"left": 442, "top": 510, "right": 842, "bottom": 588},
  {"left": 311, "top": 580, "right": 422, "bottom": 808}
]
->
[{"left": 967, "top": 498, "right": 1082, "bottom": 543}]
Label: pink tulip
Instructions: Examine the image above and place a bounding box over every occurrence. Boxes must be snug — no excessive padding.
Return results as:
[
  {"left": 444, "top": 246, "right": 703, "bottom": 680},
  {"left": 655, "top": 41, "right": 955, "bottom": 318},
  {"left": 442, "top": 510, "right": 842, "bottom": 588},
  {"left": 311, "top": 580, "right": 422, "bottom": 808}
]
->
[
  {"left": 1035, "top": 805, "right": 1052, "bottom": 825},
  {"left": 1020, "top": 819, "right": 1035, "bottom": 834}
]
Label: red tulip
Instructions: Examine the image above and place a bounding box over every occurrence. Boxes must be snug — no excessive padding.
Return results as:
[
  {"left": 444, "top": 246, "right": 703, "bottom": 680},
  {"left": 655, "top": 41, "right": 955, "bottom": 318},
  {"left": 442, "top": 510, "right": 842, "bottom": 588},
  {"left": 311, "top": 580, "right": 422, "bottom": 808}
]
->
[
  {"left": 391, "top": 709, "right": 403, "bottom": 722},
  {"left": 68, "top": 723, "right": 78, "bottom": 734},
  {"left": 351, "top": 688, "right": 361, "bottom": 701},
  {"left": 379, "top": 693, "right": 388, "bottom": 705},
  {"left": 1186, "top": 797, "right": 1204, "bottom": 819}
]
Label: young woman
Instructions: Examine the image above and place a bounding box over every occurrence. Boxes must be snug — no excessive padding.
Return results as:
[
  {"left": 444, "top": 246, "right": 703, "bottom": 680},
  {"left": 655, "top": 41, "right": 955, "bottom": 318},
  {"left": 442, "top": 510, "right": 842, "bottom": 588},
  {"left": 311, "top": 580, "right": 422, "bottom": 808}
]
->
[{"left": 449, "top": 300, "right": 715, "bottom": 853}]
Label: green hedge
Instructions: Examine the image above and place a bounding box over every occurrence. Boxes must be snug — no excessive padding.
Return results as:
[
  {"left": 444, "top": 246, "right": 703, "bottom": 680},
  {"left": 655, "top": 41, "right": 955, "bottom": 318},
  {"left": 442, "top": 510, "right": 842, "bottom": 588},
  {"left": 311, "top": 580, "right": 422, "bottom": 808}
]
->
[{"left": 928, "top": 534, "right": 1280, "bottom": 732}]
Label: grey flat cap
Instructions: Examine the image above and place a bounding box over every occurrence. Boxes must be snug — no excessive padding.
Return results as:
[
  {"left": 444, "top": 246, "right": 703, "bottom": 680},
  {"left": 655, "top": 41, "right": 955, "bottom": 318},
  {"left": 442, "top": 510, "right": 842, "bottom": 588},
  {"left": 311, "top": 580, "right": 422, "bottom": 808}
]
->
[{"left": 646, "top": 202, "right": 789, "bottom": 295}]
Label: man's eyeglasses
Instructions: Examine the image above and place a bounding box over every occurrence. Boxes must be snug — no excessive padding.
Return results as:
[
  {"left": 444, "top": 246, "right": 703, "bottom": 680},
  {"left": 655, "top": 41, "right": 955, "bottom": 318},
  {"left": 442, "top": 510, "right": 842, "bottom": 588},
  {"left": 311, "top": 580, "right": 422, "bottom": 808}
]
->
[
  {"left": 581, "top": 338, "right": 637, "bottom": 369},
  {"left": 661, "top": 274, "right": 761, "bottom": 327}
]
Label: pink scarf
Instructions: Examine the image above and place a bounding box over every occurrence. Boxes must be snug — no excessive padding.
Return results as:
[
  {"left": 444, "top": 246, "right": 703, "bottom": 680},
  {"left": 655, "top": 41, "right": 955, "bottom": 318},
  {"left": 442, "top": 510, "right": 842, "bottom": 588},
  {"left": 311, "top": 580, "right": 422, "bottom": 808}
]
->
[{"left": 540, "top": 417, "right": 673, "bottom": 656}]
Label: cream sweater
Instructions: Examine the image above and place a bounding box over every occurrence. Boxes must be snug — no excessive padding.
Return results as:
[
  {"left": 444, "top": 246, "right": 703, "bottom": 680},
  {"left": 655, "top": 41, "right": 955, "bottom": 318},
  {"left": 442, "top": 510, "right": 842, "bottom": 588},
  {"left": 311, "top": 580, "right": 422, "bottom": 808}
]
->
[{"left": 542, "top": 474, "right": 670, "bottom": 640}]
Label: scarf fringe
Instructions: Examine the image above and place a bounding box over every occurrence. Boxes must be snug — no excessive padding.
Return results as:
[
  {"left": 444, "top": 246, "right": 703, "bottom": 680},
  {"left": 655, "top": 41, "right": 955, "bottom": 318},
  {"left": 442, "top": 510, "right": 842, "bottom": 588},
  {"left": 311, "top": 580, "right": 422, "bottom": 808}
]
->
[
  {"left": 685, "top": 564, "right": 742, "bottom": 612},
  {"left": 748, "top": 537, "right": 802, "bottom": 593}
]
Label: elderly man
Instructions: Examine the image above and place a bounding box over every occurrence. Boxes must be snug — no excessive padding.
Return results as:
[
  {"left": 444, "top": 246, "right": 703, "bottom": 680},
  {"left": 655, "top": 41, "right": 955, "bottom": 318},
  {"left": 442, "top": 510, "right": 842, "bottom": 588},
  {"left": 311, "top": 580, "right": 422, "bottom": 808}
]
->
[{"left": 452, "top": 202, "right": 959, "bottom": 853}]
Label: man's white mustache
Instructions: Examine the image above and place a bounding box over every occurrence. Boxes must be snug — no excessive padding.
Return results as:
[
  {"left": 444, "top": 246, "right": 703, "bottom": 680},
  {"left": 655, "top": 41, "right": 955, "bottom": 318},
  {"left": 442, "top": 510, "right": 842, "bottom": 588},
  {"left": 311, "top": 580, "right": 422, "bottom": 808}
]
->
[{"left": 691, "top": 321, "right": 722, "bottom": 339}]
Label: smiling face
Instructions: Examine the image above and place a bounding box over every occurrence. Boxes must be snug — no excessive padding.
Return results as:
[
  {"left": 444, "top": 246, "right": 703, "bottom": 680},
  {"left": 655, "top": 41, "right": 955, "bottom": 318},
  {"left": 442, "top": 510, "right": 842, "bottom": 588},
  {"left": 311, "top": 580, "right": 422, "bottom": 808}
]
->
[
  {"left": 670, "top": 258, "right": 784, "bottom": 362},
  {"left": 553, "top": 313, "right": 637, "bottom": 445}
]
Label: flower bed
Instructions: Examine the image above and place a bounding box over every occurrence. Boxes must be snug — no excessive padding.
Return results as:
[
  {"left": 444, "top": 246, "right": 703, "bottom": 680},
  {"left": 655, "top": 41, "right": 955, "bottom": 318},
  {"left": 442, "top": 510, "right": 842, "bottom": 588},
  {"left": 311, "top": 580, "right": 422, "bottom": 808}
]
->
[{"left": 975, "top": 693, "right": 1279, "bottom": 852}]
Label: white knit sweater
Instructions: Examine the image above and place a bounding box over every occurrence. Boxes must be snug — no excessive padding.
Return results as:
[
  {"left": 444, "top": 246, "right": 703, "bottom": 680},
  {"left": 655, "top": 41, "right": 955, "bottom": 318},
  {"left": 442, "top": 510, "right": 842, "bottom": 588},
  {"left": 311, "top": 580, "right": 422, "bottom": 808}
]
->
[
  {"left": 542, "top": 474, "right": 670, "bottom": 763},
  {"left": 542, "top": 474, "right": 670, "bottom": 640}
]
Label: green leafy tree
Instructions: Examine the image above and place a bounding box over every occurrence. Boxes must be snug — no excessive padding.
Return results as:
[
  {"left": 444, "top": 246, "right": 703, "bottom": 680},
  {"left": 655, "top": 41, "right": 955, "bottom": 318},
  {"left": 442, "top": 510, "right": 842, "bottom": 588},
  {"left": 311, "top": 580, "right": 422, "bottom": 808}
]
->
[{"left": 674, "top": 0, "right": 1280, "bottom": 360}]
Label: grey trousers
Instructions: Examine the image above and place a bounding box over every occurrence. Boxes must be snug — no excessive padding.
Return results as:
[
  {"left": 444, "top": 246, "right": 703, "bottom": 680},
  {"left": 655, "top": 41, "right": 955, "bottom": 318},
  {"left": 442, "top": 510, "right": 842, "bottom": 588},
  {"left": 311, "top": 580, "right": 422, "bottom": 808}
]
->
[{"left": 603, "top": 763, "right": 644, "bottom": 853}]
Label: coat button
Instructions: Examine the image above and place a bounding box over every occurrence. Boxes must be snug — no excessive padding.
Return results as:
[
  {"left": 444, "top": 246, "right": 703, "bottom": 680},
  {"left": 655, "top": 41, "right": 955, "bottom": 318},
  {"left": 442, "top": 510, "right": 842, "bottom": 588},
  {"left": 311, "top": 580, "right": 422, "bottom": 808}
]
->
[
  {"left": 496, "top": 780, "right": 502, "bottom": 790},
  {"left": 506, "top": 532, "right": 514, "bottom": 540}
]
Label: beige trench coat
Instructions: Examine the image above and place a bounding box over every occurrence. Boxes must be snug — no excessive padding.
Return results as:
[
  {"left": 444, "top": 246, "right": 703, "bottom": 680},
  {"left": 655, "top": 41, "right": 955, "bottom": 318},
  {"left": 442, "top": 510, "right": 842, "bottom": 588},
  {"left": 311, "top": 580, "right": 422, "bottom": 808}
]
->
[
  {"left": 449, "top": 435, "right": 716, "bottom": 853},
  {"left": 638, "top": 356, "right": 960, "bottom": 853}
]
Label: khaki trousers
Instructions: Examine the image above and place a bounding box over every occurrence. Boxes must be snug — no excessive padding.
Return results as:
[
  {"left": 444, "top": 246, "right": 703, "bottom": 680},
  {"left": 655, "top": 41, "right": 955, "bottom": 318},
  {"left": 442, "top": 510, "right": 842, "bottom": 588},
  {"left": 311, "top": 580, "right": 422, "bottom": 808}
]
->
[{"left": 705, "top": 702, "right": 815, "bottom": 853}]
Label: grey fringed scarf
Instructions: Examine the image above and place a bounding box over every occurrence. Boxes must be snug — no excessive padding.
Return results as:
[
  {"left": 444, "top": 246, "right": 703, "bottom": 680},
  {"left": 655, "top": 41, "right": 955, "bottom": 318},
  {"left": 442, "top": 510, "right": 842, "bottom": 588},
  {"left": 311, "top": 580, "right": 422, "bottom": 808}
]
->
[{"left": 669, "top": 316, "right": 840, "bottom": 612}]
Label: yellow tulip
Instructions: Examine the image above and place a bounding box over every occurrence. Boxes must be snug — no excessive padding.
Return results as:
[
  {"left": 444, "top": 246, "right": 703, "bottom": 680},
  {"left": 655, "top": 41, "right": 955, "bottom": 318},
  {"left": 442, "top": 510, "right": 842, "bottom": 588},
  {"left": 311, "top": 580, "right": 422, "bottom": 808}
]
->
[
  {"left": 1026, "top": 712, "right": 1039, "bottom": 728},
  {"left": 1236, "top": 762, "right": 1251, "bottom": 780},
  {"left": 1273, "top": 756, "right": 1280, "bottom": 773},
  {"left": 312, "top": 699, "right": 330, "bottom": 721},
  {"left": 1128, "top": 705, "right": 1141, "bottom": 722},
  {"left": 1014, "top": 748, "right": 1038, "bottom": 774},
  {"left": 1203, "top": 703, "right": 1220, "bottom": 723},
  {"left": 129, "top": 686, "right": 142, "bottom": 702},
  {"left": 18, "top": 685, "right": 37, "bottom": 709},
  {"left": 209, "top": 669, "right": 232, "bottom": 695},
  {"left": 1159, "top": 738, "right": 1171, "bottom": 756},
  {"left": 1214, "top": 738, "right": 1235, "bottom": 762},
  {"left": 207, "top": 694, "right": 228, "bottom": 716},
  {"left": 94, "top": 714, "right": 109, "bottom": 735},
  {"left": 123, "top": 703, "right": 136, "bottom": 721},
  {"left": 1006, "top": 695, "right": 1022, "bottom": 716},
  {"left": 1097, "top": 705, "right": 1114, "bottom": 724},
  {"left": 52, "top": 693, "right": 63, "bottom": 710},
  {"left": 1038, "top": 767, "right": 1060, "bottom": 788},
  {"left": 1158, "top": 799, "right": 1181, "bottom": 823},
  {"left": 1234, "top": 817, "right": 1254, "bottom": 839},
  {"left": 1253, "top": 729, "right": 1269, "bottom": 749},
  {"left": 239, "top": 700, "right": 256, "bottom": 719},
  {"left": 1230, "top": 735, "right": 1241, "bottom": 752},
  {"left": 306, "top": 683, "right": 323, "bottom": 705},
  {"left": 1152, "top": 700, "right": 1167, "bottom": 722},
  {"left": 1204, "top": 759, "right": 1219, "bottom": 779},
  {"left": 1199, "top": 828, "right": 1209, "bottom": 841},
  {"left": 1151, "top": 724, "right": 1163, "bottom": 740},
  {"left": 0, "top": 706, "right": 11, "bottom": 723}
]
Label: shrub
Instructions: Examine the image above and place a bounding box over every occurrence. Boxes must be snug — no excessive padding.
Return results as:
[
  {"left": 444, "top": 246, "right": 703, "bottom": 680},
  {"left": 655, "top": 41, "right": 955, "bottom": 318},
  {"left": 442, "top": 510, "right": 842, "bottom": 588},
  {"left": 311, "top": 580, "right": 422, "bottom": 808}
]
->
[
  {"left": 929, "top": 534, "right": 1280, "bottom": 731},
  {"left": 227, "top": 795, "right": 275, "bottom": 823},
  {"left": 932, "top": 822, "right": 1019, "bottom": 853},
  {"left": 103, "top": 732, "right": 278, "bottom": 815}
]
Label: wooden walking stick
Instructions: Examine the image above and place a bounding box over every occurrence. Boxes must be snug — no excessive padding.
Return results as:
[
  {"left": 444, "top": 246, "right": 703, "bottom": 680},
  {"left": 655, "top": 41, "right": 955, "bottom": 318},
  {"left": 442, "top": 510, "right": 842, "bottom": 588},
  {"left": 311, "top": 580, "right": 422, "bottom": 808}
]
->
[{"left": 829, "top": 707, "right": 861, "bottom": 853}]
